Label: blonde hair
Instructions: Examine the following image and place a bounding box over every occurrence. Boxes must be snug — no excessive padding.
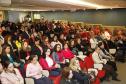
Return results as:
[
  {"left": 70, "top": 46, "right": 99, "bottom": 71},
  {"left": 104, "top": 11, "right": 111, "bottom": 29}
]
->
[{"left": 69, "top": 57, "right": 81, "bottom": 72}]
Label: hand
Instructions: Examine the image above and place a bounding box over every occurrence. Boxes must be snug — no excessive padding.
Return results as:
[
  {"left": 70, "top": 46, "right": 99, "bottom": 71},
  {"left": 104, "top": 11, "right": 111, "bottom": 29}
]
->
[
  {"left": 61, "top": 60, "right": 65, "bottom": 64},
  {"left": 26, "top": 56, "right": 30, "bottom": 60},
  {"left": 55, "top": 64, "right": 60, "bottom": 68},
  {"left": 14, "top": 62, "right": 20, "bottom": 67}
]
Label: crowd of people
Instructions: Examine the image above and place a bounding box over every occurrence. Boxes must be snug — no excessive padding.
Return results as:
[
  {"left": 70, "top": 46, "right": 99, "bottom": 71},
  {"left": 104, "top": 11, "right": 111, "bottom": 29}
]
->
[{"left": 0, "top": 19, "right": 126, "bottom": 84}]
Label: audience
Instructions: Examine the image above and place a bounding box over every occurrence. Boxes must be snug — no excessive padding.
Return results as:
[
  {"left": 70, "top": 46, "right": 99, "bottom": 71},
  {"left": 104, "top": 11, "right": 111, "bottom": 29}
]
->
[{"left": 0, "top": 19, "right": 124, "bottom": 84}]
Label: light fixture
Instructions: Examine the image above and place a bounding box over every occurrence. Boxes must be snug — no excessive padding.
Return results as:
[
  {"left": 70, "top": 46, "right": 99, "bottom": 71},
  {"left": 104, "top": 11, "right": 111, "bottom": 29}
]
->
[{"left": 47, "top": 0, "right": 106, "bottom": 9}]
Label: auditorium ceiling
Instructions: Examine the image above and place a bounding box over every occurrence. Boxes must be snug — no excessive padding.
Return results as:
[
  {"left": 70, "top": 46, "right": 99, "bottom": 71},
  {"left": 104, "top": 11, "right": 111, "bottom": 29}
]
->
[{"left": 0, "top": 0, "right": 126, "bottom": 11}]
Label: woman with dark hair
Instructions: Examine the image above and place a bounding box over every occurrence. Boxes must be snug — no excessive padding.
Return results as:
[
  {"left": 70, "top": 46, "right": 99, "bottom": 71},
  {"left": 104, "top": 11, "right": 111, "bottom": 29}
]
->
[
  {"left": 62, "top": 43, "right": 75, "bottom": 60},
  {"left": 26, "top": 55, "right": 52, "bottom": 84},
  {"left": 69, "top": 39, "right": 78, "bottom": 55},
  {"left": 59, "top": 33, "right": 66, "bottom": 45},
  {"left": 0, "top": 61, "right": 24, "bottom": 84},
  {"left": 1, "top": 44, "right": 20, "bottom": 67},
  {"left": 39, "top": 47, "right": 61, "bottom": 76},
  {"left": 31, "top": 37, "right": 43, "bottom": 59},
  {"left": 92, "top": 46, "right": 120, "bottom": 81},
  {"left": 50, "top": 35, "right": 62, "bottom": 49},
  {"left": 60, "top": 67, "right": 78, "bottom": 84},
  {"left": 98, "top": 42, "right": 117, "bottom": 71},
  {"left": 75, "top": 38, "right": 88, "bottom": 55},
  {"left": 43, "top": 36, "right": 52, "bottom": 49},
  {"left": 4, "top": 35, "right": 18, "bottom": 56},
  {"left": 52, "top": 44, "right": 66, "bottom": 68}
]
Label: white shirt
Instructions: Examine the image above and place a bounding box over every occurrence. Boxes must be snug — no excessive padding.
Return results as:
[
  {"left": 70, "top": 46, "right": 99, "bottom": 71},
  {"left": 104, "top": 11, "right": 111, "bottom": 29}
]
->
[
  {"left": 92, "top": 52, "right": 107, "bottom": 64},
  {"left": 46, "top": 56, "right": 54, "bottom": 67},
  {"left": 90, "top": 38, "right": 98, "bottom": 49}
]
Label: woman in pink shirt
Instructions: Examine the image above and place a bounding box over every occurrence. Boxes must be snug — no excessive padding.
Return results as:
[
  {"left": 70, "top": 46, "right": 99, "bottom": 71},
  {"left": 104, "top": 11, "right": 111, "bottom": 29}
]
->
[
  {"left": 26, "top": 55, "right": 53, "bottom": 84},
  {"left": 0, "top": 61, "right": 24, "bottom": 84}
]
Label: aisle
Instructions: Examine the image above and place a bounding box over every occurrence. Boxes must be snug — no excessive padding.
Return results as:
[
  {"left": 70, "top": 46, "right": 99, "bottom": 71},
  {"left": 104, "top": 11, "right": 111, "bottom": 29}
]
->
[{"left": 102, "top": 62, "right": 126, "bottom": 84}]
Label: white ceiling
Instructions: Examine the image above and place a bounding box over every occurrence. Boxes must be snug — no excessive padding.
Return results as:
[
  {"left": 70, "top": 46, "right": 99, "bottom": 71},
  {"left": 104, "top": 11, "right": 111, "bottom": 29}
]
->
[{"left": 0, "top": 0, "right": 126, "bottom": 11}]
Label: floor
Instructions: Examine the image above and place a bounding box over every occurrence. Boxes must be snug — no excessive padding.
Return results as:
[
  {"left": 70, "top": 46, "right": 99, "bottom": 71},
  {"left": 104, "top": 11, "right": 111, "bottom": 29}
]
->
[{"left": 101, "top": 62, "right": 126, "bottom": 84}]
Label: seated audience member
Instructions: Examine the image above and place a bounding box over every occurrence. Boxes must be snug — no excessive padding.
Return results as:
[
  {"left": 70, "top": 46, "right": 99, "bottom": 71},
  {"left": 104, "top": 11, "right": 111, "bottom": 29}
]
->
[
  {"left": 92, "top": 46, "right": 120, "bottom": 81},
  {"left": 39, "top": 47, "right": 61, "bottom": 76},
  {"left": 60, "top": 67, "right": 78, "bottom": 84},
  {"left": 1, "top": 44, "right": 22, "bottom": 68},
  {"left": 4, "top": 34, "right": 19, "bottom": 61},
  {"left": 75, "top": 38, "right": 87, "bottom": 53},
  {"left": 31, "top": 37, "right": 43, "bottom": 59},
  {"left": 51, "top": 35, "right": 62, "bottom": 49},
  {"left": 69, "top": 39, "right": 78, "bottom": 55},
  {"left": 20, "top": 40, "right": 31, "bottom": 61},
  {"left": 115, "top": 35, "right": 126, "bottom": 62},
  {"left": 59, "top": 33, "right": 66, "bottom": 45},
  {"left": 0, "top": 61, "right": 24, "bottom": 84},
  {"left": 62, "top": 43, "right": 74, "bottom": 60},
  {"left": 26, "top": 55, "right": 52, "bottom": 84},
  {"left": 69, "top": 57, "right": 90, "bottom": 84},
  {"left": 52, "top": 44, "right": 66, "bottom": 68},
  {"left": 90, "top": 31, "right": 98, "bottom": 50},
  {"left": 43, "top": 36, "right": 52, "bottom": 49},
  {"left": 98, "top": 42, "right": 117, "bottom": 71}
]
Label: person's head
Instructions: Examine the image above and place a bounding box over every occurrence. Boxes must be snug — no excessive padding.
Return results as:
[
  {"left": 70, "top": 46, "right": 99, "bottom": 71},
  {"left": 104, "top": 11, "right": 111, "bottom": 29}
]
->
[
  {"left": 54, "top": 44, "right": 61, "bottom": 52},
  {"left": 22, "top": 40, "right": 31, "bottom": 51},
  {"left": 43, "top": 47, "right": 51, "bottom": 58},
  {"left": 44, "top": 36, "right": 49, "bottom": 44},
  {"left": 63, "top": 43, "right": 69, "bottom": 49},
  {"left": 2, "top": 44, "right": 11, "bottom": 55},
  {"left": 69, "top": 57, "right": 79, "bottom": 67},
  {"left": 34, "top": 37, "right": 40, "bottom": 45},
  {"left": 60, "top": 34, "right": 64, "bottom": 40},
  {"left": 18, "top": 35, "right": 23, "bottom": 41},
  {"left": 62, "top": 67, "right": 73, "bottom": 80},
  {"left": 2, "top": 61, "right": 14, "bottom": 73},
  {"left": 98, "top": 41, "right": 104, "bottom": 49},
  {"left": 53, "top": 35, "right": 58, "bottom": 41},
  {"left": 22, "top": 40, "right": 29, "bottom": 48},
  {"left": 29, "top": 55, "right": 38, "bottom": 64},
  {"left": 95, "top": 46, "right": 101, "bottom": 53},
  {"left": 4, "top": 35, "right": 12, "bottom": 42},
  {"left": 69, "top": 39, "right": 75, "bottom": 46}
]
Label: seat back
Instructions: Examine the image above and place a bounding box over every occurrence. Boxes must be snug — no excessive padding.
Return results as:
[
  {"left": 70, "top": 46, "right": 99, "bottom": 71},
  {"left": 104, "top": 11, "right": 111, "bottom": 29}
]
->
[{"left": 25, "top": 78, "right": 34, "bottom": 84}]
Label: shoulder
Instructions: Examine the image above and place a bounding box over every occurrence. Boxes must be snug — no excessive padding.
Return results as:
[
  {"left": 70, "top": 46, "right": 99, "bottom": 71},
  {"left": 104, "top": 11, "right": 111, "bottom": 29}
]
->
[{"left": 0, "top": 71, "right": 7, "bottom": 78}]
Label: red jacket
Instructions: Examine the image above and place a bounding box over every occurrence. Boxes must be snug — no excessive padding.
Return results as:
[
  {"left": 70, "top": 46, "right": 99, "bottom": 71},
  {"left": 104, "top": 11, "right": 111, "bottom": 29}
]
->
[
  {"left": 39, "top": 56, "right": 56, "bottom": 71},
  {"left": 62, "top": 48, "right": 74, "bottom": 59}
]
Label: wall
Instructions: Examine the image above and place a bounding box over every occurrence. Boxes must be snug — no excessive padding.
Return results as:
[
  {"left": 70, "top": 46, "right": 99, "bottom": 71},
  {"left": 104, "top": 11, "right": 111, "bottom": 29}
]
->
[
  {"left": 6, "top": 11, "right": 29, "bottom": 22},
  {"left": 38, "top": 9, "right": 126, "bottom": 26},
  {"left": 3, "top": 9, "right": 126, "bottom": 26}
]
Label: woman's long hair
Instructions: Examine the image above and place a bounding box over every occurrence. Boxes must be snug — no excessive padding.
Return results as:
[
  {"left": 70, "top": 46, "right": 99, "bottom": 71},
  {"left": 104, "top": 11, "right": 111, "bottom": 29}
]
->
[{"left": 1, "top": 44, "right": 11, "bottom": 56}]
